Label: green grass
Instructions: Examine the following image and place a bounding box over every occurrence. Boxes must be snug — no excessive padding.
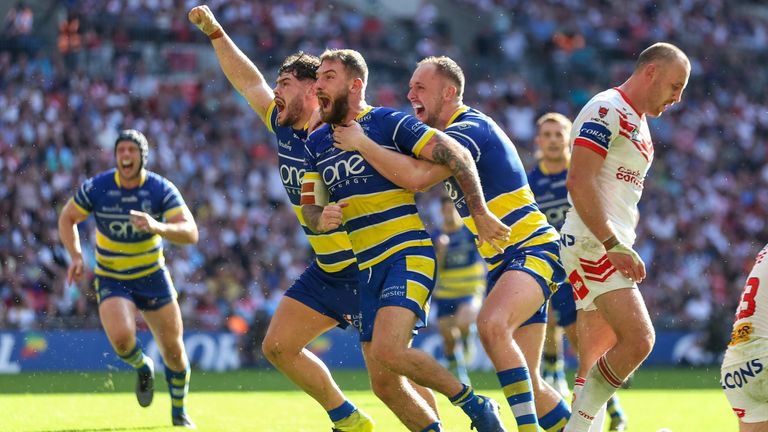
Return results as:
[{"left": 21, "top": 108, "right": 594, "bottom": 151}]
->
[{"left": 0, "top": 367, "right": 735, "bottom": 431}]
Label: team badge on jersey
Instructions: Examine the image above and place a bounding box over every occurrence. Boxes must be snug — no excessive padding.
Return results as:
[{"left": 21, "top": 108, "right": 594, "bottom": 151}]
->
[
  {"left": 598, "top": 106, "right": 608, "bottom": 118},
  {"left": 730, "top": 322, "right": 754, "bottom": 346}
]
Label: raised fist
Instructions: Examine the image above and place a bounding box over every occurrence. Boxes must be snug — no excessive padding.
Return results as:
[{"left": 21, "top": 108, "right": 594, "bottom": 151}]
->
[{"left": 188, "top": 5, "right": 221, "bottom": 36}]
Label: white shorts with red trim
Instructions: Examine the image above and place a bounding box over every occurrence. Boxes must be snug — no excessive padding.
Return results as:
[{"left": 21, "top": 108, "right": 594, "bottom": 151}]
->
[
  {"left": 721, "top": 340, "right": 768, "bottom": 424},
  {"left": 559, "top": 234, "right": 637, "bottom": 311}
]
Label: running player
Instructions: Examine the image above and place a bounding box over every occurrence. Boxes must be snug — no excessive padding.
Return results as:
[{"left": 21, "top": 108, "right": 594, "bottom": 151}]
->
[
  {"left": 301, "top": 48, "right": 508, "bottom": 432},
  {"left": 58, "top": 129, "right": 197, "bottom": 428},
  {"left": 332, "top": 56, "right": 570, "bottom": 432},
  {"left": 528, "top": 112, "right": 627, "bottom": 431},
  {"left": 559, "top": 42, "right": 690, "bottom": 432},
  {"left": 721, "top": 244, "right": 768, "bottom": 431},
  {"left": 432, "top": 196, "right": 485, "bottom": 385}
]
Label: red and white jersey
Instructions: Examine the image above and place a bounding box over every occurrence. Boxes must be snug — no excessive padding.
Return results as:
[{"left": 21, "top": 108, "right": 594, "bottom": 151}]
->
[
  {"left": 561, "top": 87, "right": 653, "bottom": 245},
  {"left": 724, "top": 244, "right": 768, "bottom": 364}
]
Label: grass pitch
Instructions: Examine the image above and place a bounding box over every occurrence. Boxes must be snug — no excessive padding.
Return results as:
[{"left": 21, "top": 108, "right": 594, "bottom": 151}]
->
[{"left": 0, "top": 367, "right": 733, "bottom": 431}]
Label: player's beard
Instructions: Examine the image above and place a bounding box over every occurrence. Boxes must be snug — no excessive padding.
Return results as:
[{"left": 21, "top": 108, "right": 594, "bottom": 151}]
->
[
  {"left": 423, "top": 96, "right": 444, "bottom": 128},
  {"left": 277, "top": 96, "right": 303, "bottom": 127},
  {"left": 319, "top": 89, "right": 350, "bottom": 125}
]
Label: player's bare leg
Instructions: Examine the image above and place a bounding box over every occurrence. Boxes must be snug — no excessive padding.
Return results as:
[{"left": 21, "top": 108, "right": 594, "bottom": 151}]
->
[
  {"left": 262, "top": 296, "right": 372, "bottom": 431},
  {"left": 143, "top": 301, "right": 195, "bottom": 428},
  {"left": 543, "top": 308, "right": 569, "bottom": 397},
  {"left": 369, "top": 306, "right": 505, "bottom": 431},
  {"left": 439, "top": 315, "right": 470, "bottom": 384},
  {"left": 740, "top": 420, "right": 768, "bottom": 432},
  {"left": 476, "top": 270, "right": 547, "bottom": 430},
  {"left": 566, "top": 288, "right": 652, "bottom": 432},
  {"left": 99, "top": 297, "right": 156, "bottom": 409},
  {"left": 363, "top": 342, "right": 439, "bottom": 431}
]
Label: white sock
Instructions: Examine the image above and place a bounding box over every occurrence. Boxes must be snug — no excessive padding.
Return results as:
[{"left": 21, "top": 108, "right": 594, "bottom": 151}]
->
[
  {"left": 589, "top": 404, "right": 607, "bottom": 432},
  {"left": 565, "top": 358, "right": 622, "bottom": 432}
]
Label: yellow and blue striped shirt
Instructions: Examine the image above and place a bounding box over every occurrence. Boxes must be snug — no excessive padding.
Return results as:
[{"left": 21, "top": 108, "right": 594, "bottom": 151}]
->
[
  {"left": 303, "top": 106, "right": 436, "bottom": 270},
  {"left": 442, "top": 106, "right": 561, "bottom": 273},
  {"left": 72, "top": 169, "right": 185, "bottom": 280}
]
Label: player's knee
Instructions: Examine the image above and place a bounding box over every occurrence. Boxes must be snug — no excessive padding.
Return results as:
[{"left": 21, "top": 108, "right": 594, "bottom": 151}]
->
[
  {"left": 161, "top": 341, "right": 186, "bottom": 368},
  {"left": 621, "top": 327, "right": 655, "bottom": 362},
  {"left": 370, "top": 341, "right": 406, "bottom": 372},
  {"left": 110, "top": 333, "right": 136, "bottom": 356},
  {"left": 369, "top": 374, "right": 404, "bottom": 403},
  {"left": 261, "top": 335, "right": 284, "bottom": 364},
  {"left": 476, "top": 312, "right": 509, "bottom": 348}
]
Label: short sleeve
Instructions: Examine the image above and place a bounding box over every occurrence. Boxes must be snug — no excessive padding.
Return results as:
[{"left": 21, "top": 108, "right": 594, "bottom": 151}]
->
[
  {"left": 72, "top": 178, "right": 95, "bottom": 215},
  {"left": 262, "top": 100, "right": 279, "bottom": 134},
  {"left": 376, "top": 110, "right": 436, "bottom": 157},
  {"left": 445, "top": 120, "right": 486, "bottom": 162},
  {"left": 572, "top": 103, "right": 620, "bottom": 159},
  {"left": 161, "top": 179, "right": 187, "bottom": 220}
]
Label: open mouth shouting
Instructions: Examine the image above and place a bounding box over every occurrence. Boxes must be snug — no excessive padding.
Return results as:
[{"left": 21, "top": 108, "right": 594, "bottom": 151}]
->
[{"left": 412, "top": 102, "right": 425, "bottom": 120}]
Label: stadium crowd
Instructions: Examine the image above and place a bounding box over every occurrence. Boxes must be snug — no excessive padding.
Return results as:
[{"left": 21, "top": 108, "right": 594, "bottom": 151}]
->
[{"left": 2, "top": 0, "right": 767, "bottom": 364}]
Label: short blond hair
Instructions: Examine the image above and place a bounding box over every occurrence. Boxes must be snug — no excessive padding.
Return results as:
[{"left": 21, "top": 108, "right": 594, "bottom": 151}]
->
[
  {"left": 636, "top": 42, "right": 690, "bottom": 70},
  {"left": 536, "top": 112, "right": 572, "bottom": 134}
]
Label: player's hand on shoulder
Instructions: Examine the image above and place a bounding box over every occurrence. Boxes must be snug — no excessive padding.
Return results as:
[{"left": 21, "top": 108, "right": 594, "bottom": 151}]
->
[
  {"left": 188, "top": 5, "right": 221, "bottom": 36},
  {"left": 319, "top": 202, "right": 348, "bottom": 232},
  {"left": 474, "top": 212, "right": 510, "bottom": 254},
  {"left": 129, "top": 209, "right": 160, "bottom": 234},
  {"left": 333, "top": 121, "right": 365, "bottom": 152}
]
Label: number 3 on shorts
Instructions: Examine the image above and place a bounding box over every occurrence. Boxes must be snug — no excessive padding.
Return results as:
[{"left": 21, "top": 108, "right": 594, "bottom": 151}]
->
[{"left": 736, "top": 277, "right": 759, "bottom": 320}]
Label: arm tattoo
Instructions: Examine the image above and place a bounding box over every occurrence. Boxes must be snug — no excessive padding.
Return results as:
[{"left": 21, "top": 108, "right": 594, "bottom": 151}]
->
[{"left": 430, "top": 134, "right": 487, "bottom": 214}]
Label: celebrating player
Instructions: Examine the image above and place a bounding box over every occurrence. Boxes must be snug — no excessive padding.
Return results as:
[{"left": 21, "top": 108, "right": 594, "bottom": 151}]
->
[
  {"left": 332, "top": 56, "right": 570, "bottom": 432},
  {"left": 58, "top": 129, "right": 198, "bottom": 428},
  {"left": 301, "top": 49, "right": 508, "bottom": 432},
  {"left": 721, "top": 244, "right": 768, "bottom": 431},
  {"left": 559, "top": 42, "right": 690, "bottom": 432},
  {"left": 189, "top": 6, "right": 452, "bottom": 431},
  {"left": 528, "top": 112, "right": 627, "bottom": 431},
  {"left": 432, "top": 196, "right": 485, "bottom": 385}
]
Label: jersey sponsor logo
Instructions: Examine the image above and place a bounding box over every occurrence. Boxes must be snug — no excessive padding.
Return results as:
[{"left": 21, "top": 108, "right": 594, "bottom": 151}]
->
[
  {"left": 103, "top": 205, "right": 123, "bottom": 213},
  {"left": 579, "top": 122, "right": 611, "bottom": 146},
  {"left": 322, "top": 154, "right": 367, "bottom": 184},
  {"left": 121, "top": 196, "right": 138, "bottom": 202},
  {"left": 381, "top": 284, "right": 405, "bottom": 300},
  {"left": 107, "top": 220, "right": 148, "bottom": 239},
  {"left": 107, "top": 190, "right": 121, "bottom": 197},
  {"left": 616, "top": 166, "right": 644, "bottom": 188},
  {"left": 342, "top": 312, "right": 363, "bottom": 333},
  {"left": 729, "top": 322, "right": 754, "bottom": 346},
  {"left": 279, "top": 163, "right": 305, "bottom": 189},
  {"left": 278, "top": 140, "right": 292, "bottom": 151},
  {"left": 560, "top": 233, "right": 575, "bottom": 247},
  {"left": 721, "top": 359, "right": 764, "bottom": 389}
]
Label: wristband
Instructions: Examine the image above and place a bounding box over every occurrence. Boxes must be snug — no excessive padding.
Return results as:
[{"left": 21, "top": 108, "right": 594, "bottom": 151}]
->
[
  {"left": 602, "top": 235, "right": 620, "bottom": 251},
  {"left": 208, "top": 28, "right": 224, "bottom": 40}
]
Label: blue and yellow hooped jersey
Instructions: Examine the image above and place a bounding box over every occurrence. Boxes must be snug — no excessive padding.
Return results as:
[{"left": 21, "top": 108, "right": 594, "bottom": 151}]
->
[
  {"left": 527, "top": 162, "right": 569, "bottom": 231},
  {"left": 72, "top": 169, "right": 185, "bottom": 280},
  {"left": 263, "top": 101, "right": 356, "bottom": 273},
  {"left": 433, "top": 226, "right": 485, "bottom": 299},
  {"left": 303, "top": 106, "right": 436, "bottom": 270},
  {"left": 442, "top": 106, "right": 560, "bottom": 272}
]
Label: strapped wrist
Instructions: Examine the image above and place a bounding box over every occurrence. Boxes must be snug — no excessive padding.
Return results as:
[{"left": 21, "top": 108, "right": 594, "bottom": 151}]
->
[
  {"left": 602, "top": 235, "right": 620, "bottom": 251},
  {"left": 208, "top": 28, "right": 224, "bottom": 40}
]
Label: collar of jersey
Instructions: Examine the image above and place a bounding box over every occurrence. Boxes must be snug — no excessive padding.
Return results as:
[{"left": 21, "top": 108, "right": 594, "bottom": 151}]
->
[
  {"left": 114, "top": 169, "right": 147, "bottom": 188},
  {"left": 329, "top": 105, "right": 374, "bottom": 130},
  {"left": 613, "top": 87, "right": 643, "bottom": 118},
  {"left": 538, "top": 160, "right": 569, "bottom": 175},
  {"left": 445, "top": 105, "right": 470, "bottom": 128}
]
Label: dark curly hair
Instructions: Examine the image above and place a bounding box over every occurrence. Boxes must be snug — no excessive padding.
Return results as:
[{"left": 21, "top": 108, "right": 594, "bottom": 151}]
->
[{"left": 278, "top": 51, "right": 320, "bottom": 81}]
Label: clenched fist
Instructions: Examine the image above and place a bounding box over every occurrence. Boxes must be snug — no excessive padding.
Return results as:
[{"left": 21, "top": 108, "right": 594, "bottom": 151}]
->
[{"left": 188, "top": 5, "right": 221, "bottom": 36}]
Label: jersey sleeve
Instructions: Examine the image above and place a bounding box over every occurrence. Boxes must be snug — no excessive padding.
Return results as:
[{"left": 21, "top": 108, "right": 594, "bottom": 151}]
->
[
  {"left": 572, "top": 102, "right": 620, "bottom": 158},
  {"left": 72, "top": 177, "right": 96, "bottom": 216},
  {"left": 161, "top": 179, "right": 187, "bottom": 220},
  {"left": 300, "top": 135, "right": 325, "bottom": 205},
  {"left": 376, "top": 109, "right": 436, "bottom": 157},
  {"left": 445, "top": 120, "right": 486, "bottom": 162},
  {"left": 261, "top": 99, "right": 279, "bottom": 134}
]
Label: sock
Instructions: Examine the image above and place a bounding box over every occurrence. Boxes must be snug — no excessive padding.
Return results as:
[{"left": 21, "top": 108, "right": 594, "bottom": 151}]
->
[
  {"left": 567, "top": 357, "right": 623, "bottom": 432},
  {"left": 449, "top": 383, "right": 485, "bottom": 421},
  {"left": 328, "top": 400, "right": 357, "bottom": 423},
  {"left": 572, "top": 375, "right": 585, "bottom": 406},
  {"left": 420, "top": 422, "right": 441, "bottom": 432},
  {"left": 165, "top": 363, "right": 190, "bottom": 418},
  {"left": 539, "top": 398, "right": 570, "bottom": 432},
  {"left": 607, "top": 395, "right": 625, "bottom": 420},
  {"left": 589, "top": 405, "right": 607, "bottom": 432},
  {"left": 118, "top": 344, "right": 150, "bottom": 373},
  {"left": 543, "top": 353, "right": 558, "bottom": 381},
  {"left": 497, "top": 367, "right": 539, "bottom": 432}
]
